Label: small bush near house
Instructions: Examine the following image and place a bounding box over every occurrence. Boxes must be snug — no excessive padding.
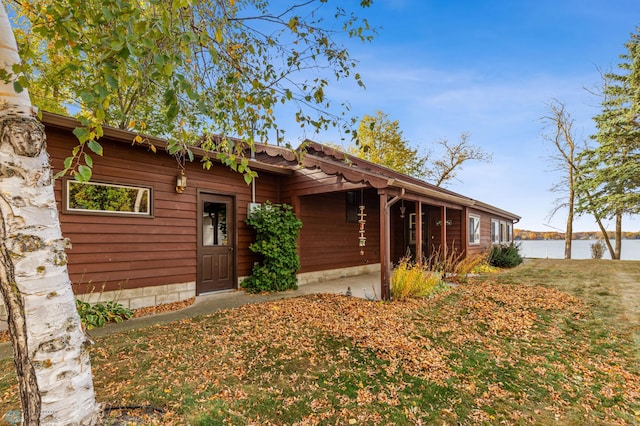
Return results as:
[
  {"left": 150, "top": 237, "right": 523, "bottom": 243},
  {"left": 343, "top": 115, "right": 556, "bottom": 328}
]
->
[
  {"left": 454, "top": 252, "right": 489, "bottom": 277},
  {"left": 489, "top": 243, "right": 523, "bottom": 268},
  {"left": 391, "top": 258, "right": 443, "bottom": 301},
  {"left": 590, "top": 240, "right": 605, "bottom": 259},
  {"left": 243, "top": 202, "right": 303, "bottom": 293},
  {"left": 423, "top": 246, "right": 464, "bottom": 275},
  {"left": 76, "top": 299, "right": 133, "bottom": 330}
]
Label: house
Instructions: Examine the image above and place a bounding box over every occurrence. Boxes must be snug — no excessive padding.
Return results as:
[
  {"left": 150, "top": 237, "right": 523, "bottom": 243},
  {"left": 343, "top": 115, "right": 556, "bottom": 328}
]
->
[{"left": 15, "top": 112, "right": 519, "bottom": 313}]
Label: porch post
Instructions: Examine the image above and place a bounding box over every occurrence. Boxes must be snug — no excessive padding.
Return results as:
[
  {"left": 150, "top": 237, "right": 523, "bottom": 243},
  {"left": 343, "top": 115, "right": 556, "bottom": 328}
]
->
[
  {"left": 379, "top": 192, "right": 390, "bottom": 300},
  {"left": 379, "top": 189, "right": 404, "bottom": 300},
  {"left": 440, "top": 206, "right": 447, "bottom": 256},
  {"left": 462, "top": 207, "right": 468, "bottom": 257},
  {"left": 415, "top": 201, "right": 423, "bottom": 264}
]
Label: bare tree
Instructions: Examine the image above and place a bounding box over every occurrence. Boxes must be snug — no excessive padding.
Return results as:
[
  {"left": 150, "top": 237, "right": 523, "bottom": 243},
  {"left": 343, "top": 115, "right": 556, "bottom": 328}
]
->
[
  {"left": 541, "top": 99, "right": 584, "bottom": 259},
  {"left": 427, "top": 132, "right": 493, "bottom": 187}
]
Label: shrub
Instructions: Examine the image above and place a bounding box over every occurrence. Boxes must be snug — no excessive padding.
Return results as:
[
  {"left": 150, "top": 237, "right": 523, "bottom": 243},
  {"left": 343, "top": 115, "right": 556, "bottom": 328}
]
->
[
  {"left": 471, "top": 262, "right": 499, "bottom": 274},
  {"left": 243, "top": 202, "right": 303, "bottom": 293},
  {"left": 489, "top": 243, "right": 523, "bottom": 268},
  {"left": 454, "top": 252, "right": 489, "bottom": 276},
  {"left": 423, "top": 244, "right": 463, "bottom": 275},
  {"left": 391, "top": 258, "right": 443, "bottom": 301},
  {"left": 76, "top": 299, "right": 133, "bottom": 330},
  {"left": 590, "top": 240, "right": 605, "bottom": 259}
]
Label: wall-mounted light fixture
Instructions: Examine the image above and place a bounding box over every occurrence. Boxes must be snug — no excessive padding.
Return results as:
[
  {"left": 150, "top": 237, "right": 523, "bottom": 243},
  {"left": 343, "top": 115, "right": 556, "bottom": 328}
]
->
[
  {"left": 176, "top": 170, "right": 187, "bottom": 193},
  {"left": 436, "top": 219, "right": 452, "bottom": 226}
]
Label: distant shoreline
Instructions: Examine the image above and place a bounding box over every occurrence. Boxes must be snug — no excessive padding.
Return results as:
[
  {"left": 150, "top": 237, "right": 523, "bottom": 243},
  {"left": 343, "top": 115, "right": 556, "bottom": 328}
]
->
[{"left": 515, "top": 229, "right": 640, "bottom": 241}]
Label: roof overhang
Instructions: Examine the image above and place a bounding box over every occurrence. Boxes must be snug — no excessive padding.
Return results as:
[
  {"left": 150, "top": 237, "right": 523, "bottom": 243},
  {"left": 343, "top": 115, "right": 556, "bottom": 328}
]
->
[{"left": 40, "top": 111, "right": 294, "bottom": 176}]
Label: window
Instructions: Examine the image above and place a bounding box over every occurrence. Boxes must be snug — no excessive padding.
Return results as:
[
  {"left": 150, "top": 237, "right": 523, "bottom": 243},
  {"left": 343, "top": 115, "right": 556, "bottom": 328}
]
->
[
  {"left": 203, "top": 201, "right": 228, "bottom": 246},
  {"left": 491, "top": 219, "right": 500, "bottom": 244},
  {"left": 64, "top": 179, "right": 152, "bottom": 216},
  {"left": 491, "top": 219, "right": 514, "bottom": 244},
  {"left": 506, "top": 222, "right": 513, "bottom": 243},
  {"left": 346, "top": 191, "right": 361, "bottom": 223},
  {"left": 469, "top": 214, "right": 480, "bottom": 245}
]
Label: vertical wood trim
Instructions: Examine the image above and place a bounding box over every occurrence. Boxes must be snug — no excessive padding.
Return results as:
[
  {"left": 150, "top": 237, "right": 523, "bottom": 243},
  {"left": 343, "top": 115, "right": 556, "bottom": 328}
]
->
[
  {"left": 416, "top": 201, "right": 423, "bottom": 263},
  {"left": 440, "top": 206, "right": 447, "bottom": 256},
  {"left": 462, "top": 207, "right": 469, "bottom": 257},
  {"left": 379, "top": 192, "right": 390, "bottom": 300}
]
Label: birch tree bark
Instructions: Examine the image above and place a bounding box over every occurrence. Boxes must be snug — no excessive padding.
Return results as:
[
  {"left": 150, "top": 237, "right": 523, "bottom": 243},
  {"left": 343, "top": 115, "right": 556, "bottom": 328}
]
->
[{"left": 0, "top": 3, "right": 99, "bottom": 424}]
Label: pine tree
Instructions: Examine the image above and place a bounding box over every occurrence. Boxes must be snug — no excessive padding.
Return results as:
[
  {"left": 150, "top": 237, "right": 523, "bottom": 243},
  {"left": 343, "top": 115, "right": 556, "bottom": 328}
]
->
[{"left": 578, "top": 28, "right": 640, "bottom": 259}]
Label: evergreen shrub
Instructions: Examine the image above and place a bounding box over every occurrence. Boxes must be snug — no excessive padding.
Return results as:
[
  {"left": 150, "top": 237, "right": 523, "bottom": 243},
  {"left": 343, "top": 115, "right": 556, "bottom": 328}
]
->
[
  {"left": 243, "top": 202, "right": 303, "bottom": 293},
  {"left": 489, "top": 243, "right": 523, "bottom": 268}
]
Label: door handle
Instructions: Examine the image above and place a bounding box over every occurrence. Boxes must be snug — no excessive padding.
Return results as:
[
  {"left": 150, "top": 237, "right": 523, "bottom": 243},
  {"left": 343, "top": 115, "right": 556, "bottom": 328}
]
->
[{"left": 228, "top": 246, "right": 234, "bottom": 251}]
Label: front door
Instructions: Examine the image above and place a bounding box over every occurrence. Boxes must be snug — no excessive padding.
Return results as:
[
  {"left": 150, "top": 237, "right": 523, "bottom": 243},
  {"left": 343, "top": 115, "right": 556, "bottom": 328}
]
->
[{"left": 197, "top": 193, "right": 235, "bottom": 293}]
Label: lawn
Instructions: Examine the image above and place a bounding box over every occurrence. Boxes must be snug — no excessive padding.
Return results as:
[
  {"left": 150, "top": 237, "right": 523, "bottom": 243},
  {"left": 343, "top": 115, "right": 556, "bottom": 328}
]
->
[{"left": 0, "top": 259, "right": 639, "bottom": 425}]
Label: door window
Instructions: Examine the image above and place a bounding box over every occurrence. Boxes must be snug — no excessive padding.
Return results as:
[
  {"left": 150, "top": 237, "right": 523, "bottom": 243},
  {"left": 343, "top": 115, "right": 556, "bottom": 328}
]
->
[{"left": 203, "top": 202, "right": 228, "bottom": 246}]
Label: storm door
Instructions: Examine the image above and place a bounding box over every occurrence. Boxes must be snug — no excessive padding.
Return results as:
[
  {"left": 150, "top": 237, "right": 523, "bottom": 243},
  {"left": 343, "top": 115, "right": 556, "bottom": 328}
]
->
[{"left": 197, "top": 193, "right": 235, "bottom": 293}]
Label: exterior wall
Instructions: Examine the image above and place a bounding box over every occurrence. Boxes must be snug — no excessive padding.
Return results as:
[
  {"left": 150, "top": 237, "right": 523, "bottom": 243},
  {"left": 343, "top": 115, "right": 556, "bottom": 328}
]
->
[
  {"left": 47, "top": 125, "right": 280, "bottom": 300},
  {"left": 445, "top": 209, "right": 463, "bottom": 254},
  {"left": 296, "top": 190, "right": 381, "bottom": 274},
  {"left": 297, "top": 263, "right": 380, "bottom": 286},
  {"left": 466, "top": 208, "right": 515, "bottom": 257}
]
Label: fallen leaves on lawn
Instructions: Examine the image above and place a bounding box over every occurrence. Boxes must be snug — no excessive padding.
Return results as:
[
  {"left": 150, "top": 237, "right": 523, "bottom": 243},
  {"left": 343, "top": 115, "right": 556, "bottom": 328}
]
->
[
  {"left": 132, "top": 297, "right": 195, "bottom": 318},
  {"left": 4, "top": 281, "right": 635, "bottom": 424}
]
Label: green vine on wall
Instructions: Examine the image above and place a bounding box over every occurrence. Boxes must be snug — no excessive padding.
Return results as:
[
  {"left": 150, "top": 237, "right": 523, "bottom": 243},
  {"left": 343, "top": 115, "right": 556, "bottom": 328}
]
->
[{"left": 243, "top": 202, "right": 303, "bottom": 293}]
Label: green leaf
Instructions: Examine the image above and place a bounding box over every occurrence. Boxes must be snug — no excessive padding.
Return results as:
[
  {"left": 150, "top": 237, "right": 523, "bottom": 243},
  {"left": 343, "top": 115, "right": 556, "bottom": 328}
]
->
[
  {"left": 87, "top": 140, "right": 104, "bottom": 156},
  {"left": 63, "top": 156, "right": 73, "bottom": 169},
  {"left": 13, "top": 81, "right": 23, "bottom": 93},
  {"left": 84, "top": 153, "right": 93, "bottom": 168},
  {"left": 77, "top": 165, "right": 92, "bottom": 182},
  {"left": 106, "top": 75, "right": 118, "bottom": 90},
  {"left": 72, "top": 127, "right": 90, "bottom": 143}
]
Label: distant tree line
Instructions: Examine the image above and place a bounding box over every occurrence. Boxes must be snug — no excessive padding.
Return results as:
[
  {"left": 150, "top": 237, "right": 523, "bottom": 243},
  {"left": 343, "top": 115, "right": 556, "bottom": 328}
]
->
[{"left": 514, "top": 229, "right": 640, "bottom": 241}]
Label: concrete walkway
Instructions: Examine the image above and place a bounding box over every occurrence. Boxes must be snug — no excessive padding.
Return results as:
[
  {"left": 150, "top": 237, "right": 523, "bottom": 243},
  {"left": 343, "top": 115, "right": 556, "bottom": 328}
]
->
[{"left": 0, "top": 272, "right": 380, "bottom": 360}]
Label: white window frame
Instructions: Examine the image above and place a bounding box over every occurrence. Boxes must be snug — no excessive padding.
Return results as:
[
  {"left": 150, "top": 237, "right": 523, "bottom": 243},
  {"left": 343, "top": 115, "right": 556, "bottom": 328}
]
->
[
  {"left": 491, "top": 219, "right": 500, "bottom": 244},
  {"left": 506, "top": 222, "right": 513, "bottom": 243},
  {"left": 64, "top": 178, "right": 153, "bottom": 217},
  {"left": 469, "top": 214, "right": 481, "bottom": 245}
]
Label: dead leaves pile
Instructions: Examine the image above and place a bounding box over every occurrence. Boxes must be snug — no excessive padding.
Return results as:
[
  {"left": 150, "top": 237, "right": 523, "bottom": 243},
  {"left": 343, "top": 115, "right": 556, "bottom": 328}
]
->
[{"left": 4, "top": 281, "right": 636, "bottom": 424}]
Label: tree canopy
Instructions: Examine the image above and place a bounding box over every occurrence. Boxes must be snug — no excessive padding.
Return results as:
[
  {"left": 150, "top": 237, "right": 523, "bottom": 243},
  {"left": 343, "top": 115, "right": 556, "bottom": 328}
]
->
[
  {"left": 577, "top": 27, "right": 640, "bottom": 258},
  {"left": 9, "top": 0, "right": 374, "bottom": 181},
  {"left": 350, "top": 111, "right": 428, "bottom": 178},
  {"left": 350, "top": 111, "right": 491, "bottom": 187}
]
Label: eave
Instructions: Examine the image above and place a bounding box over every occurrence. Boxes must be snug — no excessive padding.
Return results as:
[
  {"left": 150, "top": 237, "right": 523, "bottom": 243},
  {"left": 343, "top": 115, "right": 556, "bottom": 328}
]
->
[{"left": 40, "top": 111, "right": 294, "bottom": 176}]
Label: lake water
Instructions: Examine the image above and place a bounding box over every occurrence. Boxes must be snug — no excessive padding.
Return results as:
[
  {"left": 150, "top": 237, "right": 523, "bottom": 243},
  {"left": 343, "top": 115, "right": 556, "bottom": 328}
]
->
[{"left": 517, "top": 239, "right": 640, "bottom": 260}]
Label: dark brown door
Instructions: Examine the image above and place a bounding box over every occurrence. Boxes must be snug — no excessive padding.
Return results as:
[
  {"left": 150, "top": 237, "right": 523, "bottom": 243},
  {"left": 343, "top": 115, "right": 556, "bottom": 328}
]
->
[{"left": 197, "top": 193, "right": 235, "bottom": 293}]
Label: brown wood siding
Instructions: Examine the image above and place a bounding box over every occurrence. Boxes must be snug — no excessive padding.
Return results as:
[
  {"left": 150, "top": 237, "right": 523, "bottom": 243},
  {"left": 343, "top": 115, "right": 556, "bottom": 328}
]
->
[
  {"left": 465, "top": 208, "right": 514, "bottom": 257},
  {"left": 297, "top": 190, "right": 380, "bottom": 273},
  {"left": 445, "top": 210, "right": 463, "bottom": 255},
  {"left": 47, "top": 126, "right": 279, "bottom": 293},
  {"left": 426, "top": 207, "right": 442, "bottom": 256},
  {"left": 390, "top": 202, "right": 407, "bottom": 264}
]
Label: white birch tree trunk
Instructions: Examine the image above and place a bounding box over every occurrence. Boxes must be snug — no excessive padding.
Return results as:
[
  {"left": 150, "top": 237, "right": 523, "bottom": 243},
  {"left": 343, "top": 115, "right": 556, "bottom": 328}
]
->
[{"left": 0, "top": 3, "right": 99, "bottom": 424}]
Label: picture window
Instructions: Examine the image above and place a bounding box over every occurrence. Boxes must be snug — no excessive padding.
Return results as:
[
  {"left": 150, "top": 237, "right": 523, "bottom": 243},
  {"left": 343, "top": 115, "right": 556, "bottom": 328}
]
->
[{"left": 64, "top": 179, "right": 152, "bottom": 216}]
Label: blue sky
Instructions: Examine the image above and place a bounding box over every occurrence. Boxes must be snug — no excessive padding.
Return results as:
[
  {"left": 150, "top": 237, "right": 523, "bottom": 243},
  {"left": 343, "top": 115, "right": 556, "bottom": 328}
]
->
[{"left": 280, "top": 0, "right": 640, "bottom": 233}]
